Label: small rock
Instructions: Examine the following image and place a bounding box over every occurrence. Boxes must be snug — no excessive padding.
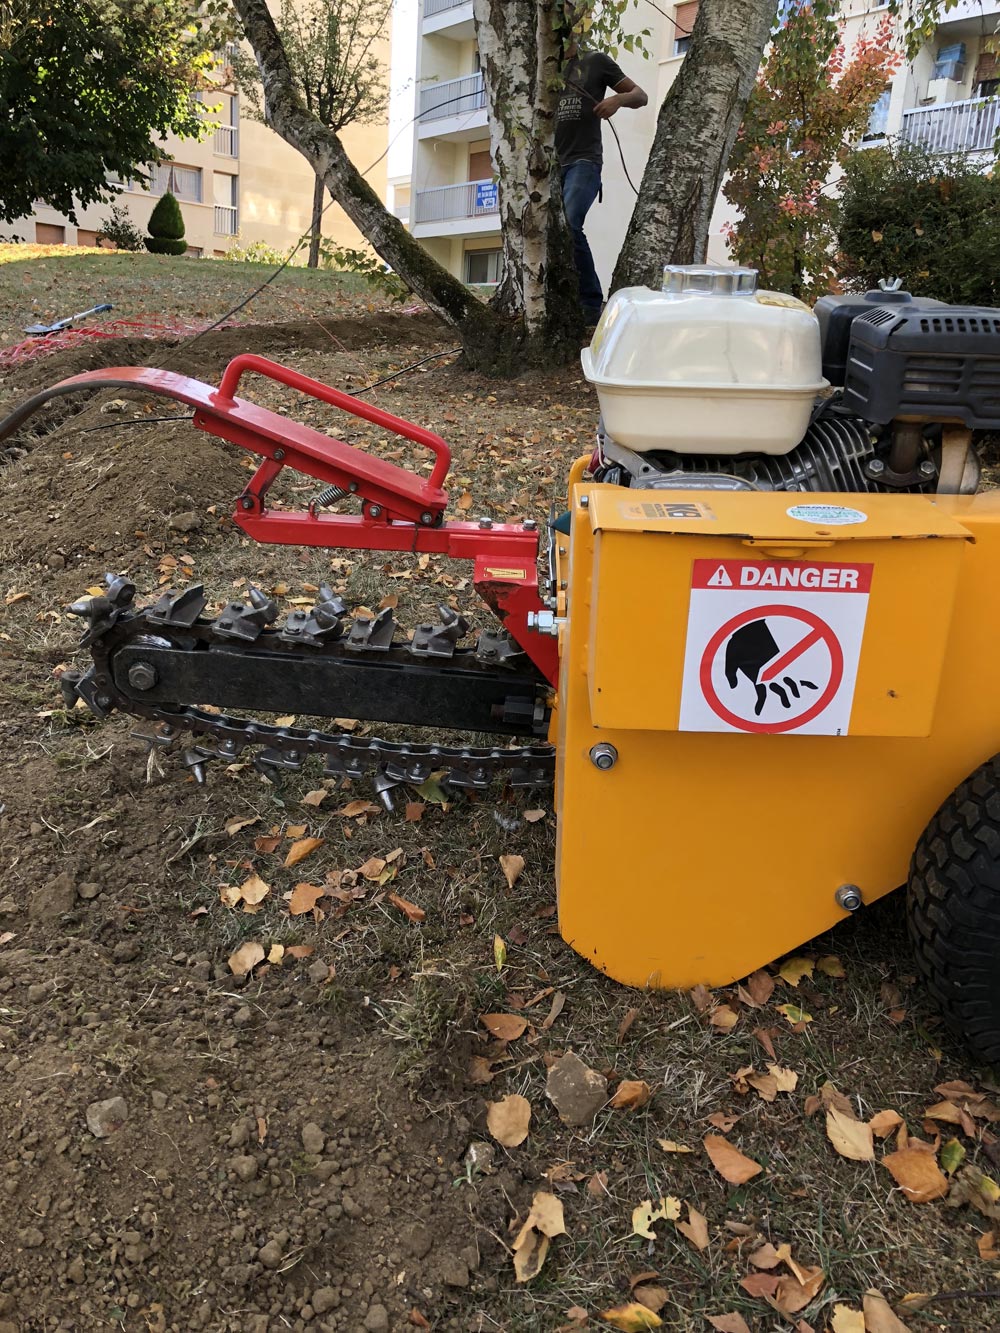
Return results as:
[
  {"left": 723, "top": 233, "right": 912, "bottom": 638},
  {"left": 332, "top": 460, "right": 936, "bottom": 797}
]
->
[
  {"left": 301, "top": 1122, "right": 325, "bottom": 1155},
  {"left": 0, "top": 897, "right": 16, "bottom": 915},
  {"left": 307, "top": 960, "right": 329, "bottom": 984},
  {"left": 100, "top": 398, "right": 129, "bottom": 415},
  {"left": 363, "top": 1305, "right": 389, "bottom": 1332},
  {"left": 77, "top": 882, "right": 101, "bottom": 901},
  {"left": 29, "top": 871, "right": 76, "bottom": 922},
  {"left": 403, "top": 1223, "right": 433, "bottom": 1259},
  {"left": 27, "top": 982, "right": 52, "bottom": 1005},
  {"left": 46, "top": 552, "right": 66, "bottom": 570},
  {"left": 464, "top": 1141, "right": 495, "bottom": 1175},
  {"left": 227, "top": 1119, "right": 251, "bottom": 1148},
  {"left": 257, "top": 1239, "right": 284, "bottom": 1269},
  {"left": 232, "top": 1006, "right": 253, "bottom": 1029},
  {"left": 545, "top": 1050, "right": 608, "bottom": 1127},
  {"left": 67, "top": 1256, "right": 86, "bottom": 1284},
  {"left": 231, "top": 1155, "right": 258, "bottom": 1183},
  {"left": 311, "top": 1287, "right": 337, "bottom": 1315},
  {"left": 191, "top": 961, "right": 213, "bottom": 982},
  {"left": 441, "top": 1255, "right": 470, "bottom": 1288},
  {"left": 86, "top": 1095, "right": 128, "bottom": 1139},
  {"left": 112, "top": 938, "right": 141, "bottom": 964},
  {"left": 19, "top": 1226, "right": 44, "bottom": 1249},
  {"left": 167, "top": 511, "right": 202, "bottom": 533},
  {"left": 151, "top": 1091, "right": 167, "bottom": 1111}
]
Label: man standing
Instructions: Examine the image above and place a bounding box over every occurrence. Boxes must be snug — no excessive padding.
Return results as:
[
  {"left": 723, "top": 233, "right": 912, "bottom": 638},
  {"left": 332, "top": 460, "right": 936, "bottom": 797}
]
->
[{"left": 555, "top": 43, "right": 648, "bottom": 326}]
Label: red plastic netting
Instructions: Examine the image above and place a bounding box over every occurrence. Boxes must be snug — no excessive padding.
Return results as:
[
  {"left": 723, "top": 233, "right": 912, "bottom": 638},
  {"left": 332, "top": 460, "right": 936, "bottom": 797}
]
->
[{"left": 0, "top": 318, "right": 235, "bottom": 367}]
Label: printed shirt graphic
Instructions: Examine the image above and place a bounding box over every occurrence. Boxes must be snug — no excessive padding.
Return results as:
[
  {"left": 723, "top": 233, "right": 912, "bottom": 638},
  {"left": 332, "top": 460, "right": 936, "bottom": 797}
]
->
[{"left": 555, "top": 51, "right": 627, "bottom": 167}]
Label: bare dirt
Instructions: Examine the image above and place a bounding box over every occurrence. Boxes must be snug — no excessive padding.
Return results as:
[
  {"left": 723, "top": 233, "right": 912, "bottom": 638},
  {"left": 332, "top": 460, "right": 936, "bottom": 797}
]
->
[{"left": 0, "top": 298, "right": 998, "bottom": 1333}]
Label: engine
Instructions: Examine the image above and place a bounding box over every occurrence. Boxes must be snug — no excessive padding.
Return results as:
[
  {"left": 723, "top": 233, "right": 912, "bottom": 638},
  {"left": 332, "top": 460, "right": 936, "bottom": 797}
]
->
[{"left": 583, "top": 267, "right": 1000, "bottom": 496}]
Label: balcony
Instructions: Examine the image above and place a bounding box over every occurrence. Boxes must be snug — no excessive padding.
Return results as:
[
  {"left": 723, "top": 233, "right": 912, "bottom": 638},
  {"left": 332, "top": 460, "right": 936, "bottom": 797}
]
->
[
  {"left": 418, "top": 73, "right": 487, "bottom": 139},
  {"left": 214, "top": 204, "right": 239, "bottom": 236},
  {"left": 422, "top": 0, "right": 475, "bottom": 38},
  {"left": 414, "top": 178, "right": 499, "bottom": 227},
  {"left": 213, "top": 125, "right": 238, "bottom": 157},
  {"left": 900, "top": 97, "right": 1000, "bottom": 155}
]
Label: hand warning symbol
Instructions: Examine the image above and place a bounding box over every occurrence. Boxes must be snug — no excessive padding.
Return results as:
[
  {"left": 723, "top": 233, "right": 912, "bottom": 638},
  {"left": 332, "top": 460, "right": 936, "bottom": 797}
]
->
[{"left": 723, "top": 619, "right": 818, "bottom": 717}]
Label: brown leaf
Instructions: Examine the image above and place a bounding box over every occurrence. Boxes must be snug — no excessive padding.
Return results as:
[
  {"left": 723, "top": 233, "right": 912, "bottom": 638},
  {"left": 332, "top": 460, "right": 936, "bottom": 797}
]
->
[
  {"left": 675, "top": 1203, "right": 709, "bottom": 1251},
  {"left": 481, "top": 1012, "right": 528, "bottom": 1041},
  {"left": 703, "top": 1135, "right": 762, "bottom": 1185},
  {"left": 826, "top": 1107, "right": 875, "bottom": 1162},
  {"left": 709, "top": 1004, "right": 739, "bottom": 1031},
  {"left": 749, "top": 1243, "right": 782, "bottom": 1269},
  {"left": 599, "top": 1303, "right": 662, "bottom": 1330},
  {"left": 285, "top": 944, "right": 314, "bottom": 960},
  {"left": 707, "top": 1317, "right": 751, "bottom": 1333},
  {"left": 457, "top": 490, "right": 474, "bottom": 511},
  {"left": 586, "top": 1170, "right": 609, "bottom": 1197},
  {"left": 468, "top": 1056, "right": 496, "bottom": 1085},
  {"left": 285, "top": 823, "right": 307, "bottom": 837},
  {"left": 747, "top": 1071, "right": 778, "bottom": 1102},
  {"left": 617, "top": 1007, "right": 640, "bottom": 1043},
  {"left": 225, "top": 815, "right": 260, "bottom": 835},
  {"left": 883, "top": 1147, "right": 949, "bottom": 1202},
  {"left": 978, "top": 1230, "right": 999, "bottom": 1261},
  {"left": 238, "top": 873, "right": 270, "bottom": 912},
  {"left": 524, "top": 808, "right": 547, "bottom": 823},
  {"left": 540, "top": 991, "right": 566, "bottom": 1030},
  {"left": 228, "top": 941, "right": 265, "bottom": 977},
  {"left": 301, "top": 789, "right": 328, "bottom": 808},
  {"left": 336, "top": 799, "right": 380, "bottom": 818},
  {"left": 744, "top": 969, "right": 775, "bottom": 1005},
  {"left": 387, "top": 892, "right": 426, "bottom": 923},
  {"left": 404, "top": 801, "right": 425, "bottom": 822},
  {"left": 512, "top": 1190, "right": 565, "bottom": 1282},
  {"left": 739, "top": 1272, "right": 780, "bottom": 1298},
  {"left": 609, "top": 1080, "right": 652, "bottom": 1111},
  {"left": 632, "top": 1285, "right": 668, "bottom": 1314},
  {"left": 708, "top": 1110, "right": 740, "bottom": 1132},
  {"left": 862, "top": 1290, "right": 913, "bottom": 1332},
  {"left": 869, "top": 1109, "right": 904, "bottom": 1138},
  {"left": 284, "top": 836, "right": 324, "bottom": 868},
  {"left": 357, "top": 856, "right": 386, "bottom": 881},
  {"left": 486, "top": 1093, "right": 532, "bottom": 1147},
  {"left": 408, "top": 1311, "right": 432, "bottom": 1329},
  {"left": 689, "top": 984, "right": 713, "bottom": 1013},
  {"left": 288, "top": 882, "right": 325, "bottom": 916},
  {"left": 772, "top": 1266, "right": 825, "bottom": 1316},
  {"left": 657, "top": 1139, "right": 694, "bottom": 1154},
  {"left": 254, "top": 834, "right": 282, "bottom": 854},
  {"left": 829, "top": 1306, "right": 865, "bottom": 1332},
  {"left": 753, "top": 1026, "right": 778, "bottom": 1060},
  {"left": 499, "top": 853, "right": 525, "bottom": 889}
]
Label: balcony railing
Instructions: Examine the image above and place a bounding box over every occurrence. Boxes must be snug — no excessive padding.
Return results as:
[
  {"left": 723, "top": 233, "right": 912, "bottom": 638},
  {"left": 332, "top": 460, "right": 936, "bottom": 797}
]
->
[
  {"left": 414, "top": 178, "right": 499, "bottom": 225},
  {"left": 214, "top": 125, "right": 238, "bottom": 157},
  {"left": 214, "top": 204, "right": 239, "bottom": 236},
  {"left": 425, "top": 0, "right": 471, "bottom": 15},
  {"left": 419, "top": 72, "right": 486, "bottom": 123},
  {"left": 900, "top": 97, "right": 1000, "bottom": 155}
]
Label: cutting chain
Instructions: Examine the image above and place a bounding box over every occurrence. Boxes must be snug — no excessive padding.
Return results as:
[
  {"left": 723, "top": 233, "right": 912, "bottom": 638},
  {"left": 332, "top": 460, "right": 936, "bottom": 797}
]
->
[{"left": 63, "top": 575, "right": 556, "bottom": 805}]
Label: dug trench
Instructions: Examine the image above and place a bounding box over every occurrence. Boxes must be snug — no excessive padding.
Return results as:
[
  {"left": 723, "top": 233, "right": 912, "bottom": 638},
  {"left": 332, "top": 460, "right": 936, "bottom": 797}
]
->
[{"left": 0, "top": 312, "right": 997, "bottom": 1333}]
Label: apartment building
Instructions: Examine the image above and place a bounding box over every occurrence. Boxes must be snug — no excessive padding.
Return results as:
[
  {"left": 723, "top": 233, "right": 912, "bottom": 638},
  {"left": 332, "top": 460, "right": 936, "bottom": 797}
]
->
[
  {"left": 391, "top": 0, "right": 999, "bottom": 289},
  {"left": 22, "top": 45, "right": 388, "bottom": 258}
]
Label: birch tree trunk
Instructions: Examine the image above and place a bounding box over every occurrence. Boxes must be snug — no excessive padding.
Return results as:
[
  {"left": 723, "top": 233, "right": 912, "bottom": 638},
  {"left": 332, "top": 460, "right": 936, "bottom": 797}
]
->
[{"left": 611, "top": 0, "right": 777, "bottom": 293}]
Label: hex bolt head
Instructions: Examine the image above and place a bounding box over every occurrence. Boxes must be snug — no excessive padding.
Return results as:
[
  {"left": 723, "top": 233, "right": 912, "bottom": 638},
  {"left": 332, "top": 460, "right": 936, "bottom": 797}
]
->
[
  {"left": 127, "top": 662, "right": 158, "bottom": 692},
  {"left": 580, "top": 495, "right": 590, "bottom": 509},
  {"left": 478, "top": 516, "right": 493, "bottom": 529},
  {"left": 919, "top": 459, "right": 937, "bottom": 477},
  {"left": 835, "top": 883, "right": 863, "bottom": 912},
  {"left": 241, "top": 497, "right": 254, "bottom": 511},
  {"left": 589, "top": 742, "right": 618, "bottom": 771},
  {"left": 868, "top": 459, "right": 885, "bottom": 476}
]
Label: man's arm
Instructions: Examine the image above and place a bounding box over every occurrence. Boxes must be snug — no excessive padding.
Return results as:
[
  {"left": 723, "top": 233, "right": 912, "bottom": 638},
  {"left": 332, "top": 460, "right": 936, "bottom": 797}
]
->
[{"left": 593, "top": 76, "right": 649, "bottom": 119}]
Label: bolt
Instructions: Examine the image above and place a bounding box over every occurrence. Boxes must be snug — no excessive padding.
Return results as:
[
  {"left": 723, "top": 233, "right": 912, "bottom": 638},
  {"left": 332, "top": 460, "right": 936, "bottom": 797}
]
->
[
  {"left": 349, "top": 481, "right": 359, "bottom": 493},
  {"left": 420, "top": 511, "right": 434, "bottom": 525},
  {"left": 919, "top": 459, "right": 937, "bottom": 477},
  {"left": 526, "top": 610, "right": 559, "bottom": 636},
  {"left": 274, "top": 448, "right": 285, "bottom": 461},
  {"left": 478, "top": 516, "right": 493, "bottom": 529},
  {"left": 368, "top": 504, "right": 382, "bottom": 519},
  {"left": 96, "top": 694, "right": 111, "bottom": 710},
  {"left": 868, "top": 459, "right": 885, "bottom": 476},
  {"left": 835, "top": 884, "right": 863, "bottom": 913},
  {"left": 589, "top": 742, "right": 618, "bottom": 771},
  {"left": 580, "top": 495, "right": 589, "bottom": 509},
  {"left": 241, "top": 497, "right": 254, "bottom": 511},
  {"left": 127, "top": 662, "right": 158, "bottom": 692},
  {"left": 522, "top": 518, "right": 538, "bottom": 531}
]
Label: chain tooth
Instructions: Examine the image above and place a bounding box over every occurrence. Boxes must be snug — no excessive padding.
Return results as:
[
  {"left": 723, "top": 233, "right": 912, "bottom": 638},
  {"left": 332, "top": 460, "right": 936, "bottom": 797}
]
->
[
  {"left": 253, "top": 746, "right": 305, "bottom": 779},
  {"left": 182, "top": 748, "right": 212, "bottom": 784},
  {"left": 345, "top": 606, "right": 396, "bottom": 653},
  {"left": 476, "top": 628, "right": 527, "bottom": 667},
  {"left": 409, "top": 605, "right": 470, "bottom": 660},
  {"left": 147, "top": 584, "right": 208, "bottom": 629},
  {"left": 372, "top": 770, "right": 402, "bottom": 812},
  {"left": 279, "top": 585, "right": 347, "bottom": 647}
]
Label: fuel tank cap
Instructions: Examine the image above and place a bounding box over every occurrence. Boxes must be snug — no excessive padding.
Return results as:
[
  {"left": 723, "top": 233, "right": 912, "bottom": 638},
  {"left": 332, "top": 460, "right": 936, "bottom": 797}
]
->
[{"left": 661, "top": 264, "right": 758, "bottom": 296}]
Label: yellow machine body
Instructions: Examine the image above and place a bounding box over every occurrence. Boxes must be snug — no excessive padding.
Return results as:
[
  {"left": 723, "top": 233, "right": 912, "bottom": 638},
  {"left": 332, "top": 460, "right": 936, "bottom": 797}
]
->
[{"left": 554, "top": 485, "right": 1000, "bottom": 988}]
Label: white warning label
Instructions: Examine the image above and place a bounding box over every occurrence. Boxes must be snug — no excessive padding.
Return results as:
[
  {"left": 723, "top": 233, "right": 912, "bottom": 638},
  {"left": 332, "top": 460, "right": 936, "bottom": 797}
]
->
[{"left": 679, "top": 558, "right": 873, "bottom": 735}]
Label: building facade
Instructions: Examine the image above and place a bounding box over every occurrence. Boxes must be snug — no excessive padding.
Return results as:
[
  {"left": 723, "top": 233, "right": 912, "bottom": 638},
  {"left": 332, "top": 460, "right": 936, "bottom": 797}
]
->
[
  {"left": 21, "top": 44, "right": 389, "bottom": 258},
  {"left": 390, "top": 0, "right": 999, "bottom": 291}
]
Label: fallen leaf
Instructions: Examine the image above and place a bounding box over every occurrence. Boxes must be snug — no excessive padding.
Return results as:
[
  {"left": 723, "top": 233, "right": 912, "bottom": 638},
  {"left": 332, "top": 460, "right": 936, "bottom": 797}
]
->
[
  {"left": 631, "top": 1284, "right": 667, "bottom": 1314},
  {"left": 404, "top": 801, "right": 425, "bottom": 822},
  {"left": 740, "top": 1272, "right": 780, "bottom": 1298},
  {"left": 657, "top": 1139, "right": 694, "bottom": 1154},
  {"left": 977, "top": 1230, "right": 999, "bottom": 1261},
  {"left": 703, "top": 1135, "right": 763, "bottom": 1185},
  {"left": 0, "top": 931, "right": 14, "bottom": 945},
  {"left": 617, "top": 1007, "right": 639, "bottom": 1043},
  {"left": 744, "top": 970, "right": 775, "bottom": 1005},
  {"left": 941, "top": 1137, "right": 966, "bottom": 1175},
  {"left": 267, "top": 943, "right": 284, "bottom": 964},
  {"left": 826, "top": 1107, "right": 875, "bottom": 1162},
  {"left": 707, "top": 1317, "right": 751, "bottom": 1333},
  {"left": 830, "top": 1306, "right": 865, "bottom": 1332},
  {"left": 225, "top": 816, "right": 260, "bottom": 835},
  {"left": 562, "top": 1307, "right": 589, "bottom": 1327},
  {"left": 487, "top": 1093, "right": 531, "bottom": 1147},
  {"left": 749, "top": 1243, "right": 782, "bottom": 1269},
  {"left": 609, "top": 1080, "right": 652, "bottom": 1111},
  {"left": 301, "top": 789, "right": 328, "bottom": 807},
  {"left": 631, "top": 1196, "right": 681, "bottom": 1239},
  {"left": 541, "top": 991, "right": 566, "bottom": 1030},
  {"left": 587, "top": 1170, "right": 609, "bottom": 1197},
  {"left": 862, "top": 1289, "right": 913, "bottom": 1332},
  {"left": 512, "top": 1190, "right": 565, "bottom": 1282},
  {"left": 883, "top": 1147, "right": 949, "bottom": 1202},
  {"left": 708, "top": 1110, "right": 740, "bottom": 1132},
  {"left": 772, "top": 1265, "right": 825, "bottom": 1316},
  {"left": 285, "top": 944, "right": 315, "bottom": 960},
  {"left": 778, "top": 957, "right": 814, "bottom": 987},
  {"left": 817, "top": 955, "right": 846, "bottom": 978},
  {"left": 358, "top": 856, "right": 387, "bottom": 880},
  {"left": 676, "top": 1203, "right": 709, "bottom": 1251},
  {"left": 284, "top": 837, "right": 323, "bottom": 868},
  {"left": 219, "top": 884, "right": 242, "bottom": 908},
  {"left": 408, "top": 1310, "right": 432, "bottom": 1329},
  {"left": 457, "top": 490, "right": 474, "bottom": 510},
  {"left": 336, "top": 799, "right": 381, "bottom": 818},
  {"left": 228, "top": 941, "right": 265, "bottom": 976},
  {"left": 254, "top": 834, "right": 281, "bottom": 854},
  {"left": 288, "top": 882, "right": 325, "bottom": 916},
  {"left": 273, "top": 714, "right": 296, "bottom": 727},
  {"left": 872, "top": 229, "right": 884, "bottom": 242},
  {"left": 524, "top": 808, "right": 547, "bottom": 823},
  {"left": 481, "top": 1012, "right": 528, "bottom": 1041},
  {"left": 710, "top": 1004, "right": 739, "bottom": 1031},
  {"left": 775, "top": 1003, "right": 812, "bottom": 1025},
  {"left": 869, "top": 1109, "right": 903, "bottom": 1138},
  {"left": 494, "top": 934, "right": 507, "bottom": 972},
  {"left": 239, "top": 873, "right": 270, "bottom": 911},
  {"left": 500, "top": 853, "right": 525, "bottom": 889},
  {"left": 690, "top": 984, "right": 713, "bottom": 1013},
  {"left": 387, "top": 892, "right": 426, "bottom": 923},
  {"left": 599, "top": 1304, "right": 662, "bottom": 1330},
  {"left": 768, "top": 1064, "right": 798, "bottom": 1093}
]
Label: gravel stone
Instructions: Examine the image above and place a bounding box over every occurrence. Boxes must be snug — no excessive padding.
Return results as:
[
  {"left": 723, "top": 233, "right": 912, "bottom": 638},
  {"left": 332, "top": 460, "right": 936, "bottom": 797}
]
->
[
  {"left": 441, "top": 1255, "right": 470, "bottom": 1288},
  {"left": 231, "top": 1155, "right": 258, "bottom": 1182},
  {"left": 168, "top": 511, "right": 202, "bottom": 532},
  {"left": 258, "top": 1239, "right": 284, "bottom": 1269},
  {"left": 307, "top": 960, "right": 329, "bottom": 984},
  {"left": 363, "top": 1305, "right": 389, "bottom": 1332},
  {"left": 29, "top": 871, "right": 76, "bottom": 921},
  {"left": 311, "top": 1287, "right": 337, "bottom": 1315},
  {"left": 77, "top": 882, "right": 101, "bottom": 900},
  {"left": 85, "top": 1095, "right": 129, "bottom": 1138},
  {"left": 18, "top": 1226, "right": 44, "bottom": 1248},
  {"left": 301, "top": 1122, "right": 326, "bottom": 1155},
  {"left": 112, "top": 938, "right": 141, "bottom": 964},
  {"left": 545, "top": 1050, "right": 608, "bottom": 1127}
]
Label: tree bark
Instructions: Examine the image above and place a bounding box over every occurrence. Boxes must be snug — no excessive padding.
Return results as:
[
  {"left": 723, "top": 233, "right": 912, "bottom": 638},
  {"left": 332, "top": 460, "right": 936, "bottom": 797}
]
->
[
  {"left": 307, "top": 171, "right": 324, "bottom": 268},
  {"left": 611, "top": 0, "right": 777, "bottom": 293}
]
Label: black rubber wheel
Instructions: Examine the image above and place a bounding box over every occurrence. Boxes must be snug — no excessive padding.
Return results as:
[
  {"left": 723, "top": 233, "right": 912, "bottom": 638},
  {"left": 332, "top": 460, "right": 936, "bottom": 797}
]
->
[{"left": 908, "top": 754, "right": 1000, "bottom": 1067}]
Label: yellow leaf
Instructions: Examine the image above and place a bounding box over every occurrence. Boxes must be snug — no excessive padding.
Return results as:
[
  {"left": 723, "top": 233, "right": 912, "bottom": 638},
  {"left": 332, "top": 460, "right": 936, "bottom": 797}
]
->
[
  {"left": 830, "top": 1304, "right": 865, "bottom": 1332},
  {"left": 288, "top": 882, "right": 324, "bottom": 916},
  {"left": 826, "top": 1107, "right": 875, "bottom": 1162},
  {"left": 457, "top": 490, "right": 474, "bottom": 511},
  {"left": 267, "top": 943, "right": 285, "bottom": 964},
  {"left": 284, "top": 836, "right": 324, "bottom": 868},
  {"left": 494, "top": 933, "right": 507, "bottom": 972},
  {"left": 872, "top": 229, "right": 883, "bottom": 242},
  {"left": 600, "top": 1303, "right": 663, "bottom": 1330},
  {"left": 239, "top": 873, "right": 270, "bottom": 908},
  {"left": 709, "top": 1004, "right": 739, "bottom": 1031},
  {"left": 778, "top": 956, "right": 814, "bottom": 987},
  {"left": 817, "top": 955, "right": 845, "bottom": 978},
  {"left": 609, "top": 1079, "right": 652, "bottom": 1110},
  {"left": 767, "top": 1064, "right": 798, "bottom": 1093},
  {"left": 775, "top": 1003, "right": 812, "bottom": 1025},
  {"left": 675, "top": 1203, "right": 709, "bottom": 1251},
  {"left": 631, "top": 1196, "right": 681, "bottom": 1239},
  {"left": 499, "top": 853, "right": 525, "bottom": 889},
  {"left": 977, "top": 1231, "right": 999, "bottom": 1261},
  {"left": 228, "top": 941, "right": 265, "bottom": 976},
  {"left": 869, "top": 1109, "right": 903, "bottom": 1138},
  {"left": 703, "top": 1135, "right": 763, "bottom": 1185},
  {"left": 219, "top": 884, "right": 242, "bottom": 908},
  {"left": 940, "top": 1137, "right": 966, "bottom": 1175},
  {"left": 657, "top": 1139, "right": 695, "bottom": 1154},
  {"left": 512, "top": 1190, "right": 565, "bottom": 1283},
  {"left": 486, "top": 1093, "right": 531, "bottom": 1147},
  {"left": 273, "top": 714, "right": 296, "bottom": 727},
  {"left": 883, "top": 1147, "right": 949, "bottom": 1202},
  {"left": 862, "top": 1289, "right": 913, "bottom": 1332},
  {"left": 225, "top": 816, "right": 260, "bottom": 835}
]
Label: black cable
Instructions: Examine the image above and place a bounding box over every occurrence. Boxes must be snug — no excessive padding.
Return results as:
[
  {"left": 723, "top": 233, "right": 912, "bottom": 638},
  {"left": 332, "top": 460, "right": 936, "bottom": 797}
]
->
[
  {"left": 75, "top": 413, "right": 196, "bottom": 435},
  {"left": 564, "top": 74, "right": 641, "bottom": 195},
  {"left": 351, "top": 346, "right": 463, "bottom": 394}
]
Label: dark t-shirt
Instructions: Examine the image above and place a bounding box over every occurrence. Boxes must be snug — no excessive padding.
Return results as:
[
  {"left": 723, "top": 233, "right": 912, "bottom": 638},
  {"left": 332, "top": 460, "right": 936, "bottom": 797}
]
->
[{"left": 554, "top": 50, "right": 627, "bottom": 169}]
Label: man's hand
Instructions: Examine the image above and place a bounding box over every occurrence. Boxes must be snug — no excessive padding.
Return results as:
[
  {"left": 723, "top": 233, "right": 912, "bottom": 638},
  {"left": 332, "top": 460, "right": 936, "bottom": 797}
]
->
[{"left": 592, "top": 94, "right": 623, "bottom": 119}]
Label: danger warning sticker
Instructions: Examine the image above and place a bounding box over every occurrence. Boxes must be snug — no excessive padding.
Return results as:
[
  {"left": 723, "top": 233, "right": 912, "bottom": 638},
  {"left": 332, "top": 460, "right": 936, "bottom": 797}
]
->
[{"left": 679, "top": 558, "right": 872, "bottom": 735}]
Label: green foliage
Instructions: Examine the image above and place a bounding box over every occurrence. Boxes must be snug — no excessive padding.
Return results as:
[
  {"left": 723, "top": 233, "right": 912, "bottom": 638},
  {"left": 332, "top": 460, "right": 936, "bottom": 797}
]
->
[
  {"left": 145, "top": 236, "right": 189, "bottom": 255},
  {"left": 147, "top": 191, "right": 185, "bottom": 241},
  {"left": 838, "top": 141, "right": 1000, "bottom": 306},
  {"left": 317, "top": 242, "right": 409, "bottom": 301},
  {"left": 97, "top": 203, "right": 145, "bottom": 252},
  {"left": 0, "top": 0, "right": 228, "bottom": 225},
  {"left": 724, "top": 5, "right": 899, "bottom": 302},
  {"left": 223, "top": 237, "right": 294, "bottom": 264}
]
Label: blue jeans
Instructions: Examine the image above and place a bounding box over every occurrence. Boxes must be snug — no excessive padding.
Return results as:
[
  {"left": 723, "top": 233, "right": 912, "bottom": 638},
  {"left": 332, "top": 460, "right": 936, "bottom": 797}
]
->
[{"left": 561, "top": 160, "right": 603, "bottom": 318}]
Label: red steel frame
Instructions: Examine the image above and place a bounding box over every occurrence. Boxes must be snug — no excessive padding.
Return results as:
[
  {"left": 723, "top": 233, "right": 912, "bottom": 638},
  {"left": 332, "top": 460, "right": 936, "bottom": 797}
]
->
[{"left": 36, "top": 354, "right": 558, "bottom": 683}]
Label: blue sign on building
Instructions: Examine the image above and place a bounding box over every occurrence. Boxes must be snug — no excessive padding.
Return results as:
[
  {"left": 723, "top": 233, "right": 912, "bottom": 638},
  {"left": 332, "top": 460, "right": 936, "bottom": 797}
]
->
[{"left": 474, "top": 181, "right": 499, "bottom": 213}]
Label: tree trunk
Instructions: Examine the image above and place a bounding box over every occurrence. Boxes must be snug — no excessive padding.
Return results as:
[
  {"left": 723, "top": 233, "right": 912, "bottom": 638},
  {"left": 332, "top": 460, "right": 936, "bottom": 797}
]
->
[
  {"left": 612, "top": 0, "right": 777, "bottom": 293},
  {"left": 232, "top": 0, "right": 522, "bottom": 373},
  {"left": 307, "top": 171, "right": 324, "bottom": 268}
]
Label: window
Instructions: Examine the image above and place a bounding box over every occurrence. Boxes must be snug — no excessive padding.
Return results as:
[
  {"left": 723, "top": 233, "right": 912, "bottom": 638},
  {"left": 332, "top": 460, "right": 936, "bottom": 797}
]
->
[
  {"left": 151, "top": 163, "right": 203, "bottom": 202},
  {"left": 933, "top": 42, "right": 967, "bottom": 82},
  {"left": 672, "top": 0, "right": 697, "bottom": 54},
  {"left": 862, "top": 88, "right": 892, "bottom": 141},
  {"left": 76, "top": 229, "right": 99, "bottom": 246},
  {"left": 465, "top": 248, "right": 502, "bottom": 284},
  {"left": 468, "top": 143, "right": 492, "bottom": 181},
  {"left": 35, "top": 222, "right": 65, "bottom": 244}
]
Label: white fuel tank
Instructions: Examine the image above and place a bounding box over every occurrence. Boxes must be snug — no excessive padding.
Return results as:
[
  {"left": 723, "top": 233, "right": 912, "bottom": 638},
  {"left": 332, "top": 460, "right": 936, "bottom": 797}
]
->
[{"left": 581, "top": 265, "right": 828, "bottom": 455}]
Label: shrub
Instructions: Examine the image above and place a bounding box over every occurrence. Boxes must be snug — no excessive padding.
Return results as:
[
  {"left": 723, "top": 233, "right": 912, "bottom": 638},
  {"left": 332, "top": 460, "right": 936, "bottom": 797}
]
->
[
  {"left": 145, "top": 190, "right": 187, "bottom": 256},
  {"left": 838, "top": 142, "right": 1000, "bottom": 306},
  {"left": 318, "top": 241, "right": 409, "bottom": 301},
  {"left": 97, "top": 202, "right": 144, "bottom": 251},
  {"left": 223, "top": 237, "right": 292, "bottom": 265}
]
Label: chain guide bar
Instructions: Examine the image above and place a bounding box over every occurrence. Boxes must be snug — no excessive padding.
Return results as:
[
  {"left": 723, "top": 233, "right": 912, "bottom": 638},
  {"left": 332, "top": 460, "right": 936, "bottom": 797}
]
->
[{"left": 64, "top": 576, "right": 556, "bottom": 801}]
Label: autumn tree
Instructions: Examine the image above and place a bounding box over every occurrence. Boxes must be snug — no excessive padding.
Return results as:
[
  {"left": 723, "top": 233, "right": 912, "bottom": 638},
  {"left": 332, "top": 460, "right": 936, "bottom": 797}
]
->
[
  {"left": 0, "top": 0, "right": 220, "bottom": 225},
  {"left": 231, "top": 0, "right": 389, "bottom": 268},
  {"left": 723, "top": 4, "right": 900, "bottom": 301}
]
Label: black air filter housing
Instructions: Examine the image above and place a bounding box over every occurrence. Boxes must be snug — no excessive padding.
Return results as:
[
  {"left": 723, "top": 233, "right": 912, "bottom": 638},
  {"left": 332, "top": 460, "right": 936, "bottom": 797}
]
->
[
  {"left": 814, "top": 288, "right": 948, "bottom": 386},
  {"left": 842, "top": 305, "right": 1000, "bottom": 428}
]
